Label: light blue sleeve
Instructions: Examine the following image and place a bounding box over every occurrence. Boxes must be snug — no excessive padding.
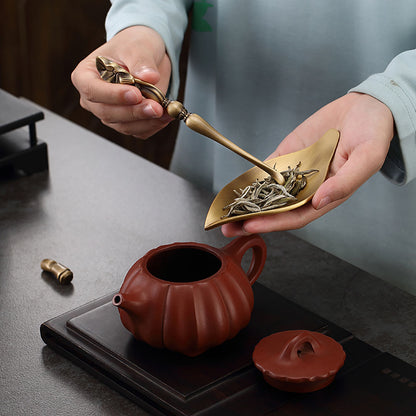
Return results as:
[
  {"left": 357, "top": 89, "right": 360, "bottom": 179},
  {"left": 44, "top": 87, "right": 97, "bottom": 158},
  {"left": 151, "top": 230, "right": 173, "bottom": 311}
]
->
[
  {"left": 350, "top": 49, "right": 416, "bottom": 185},
  {"left": 105, "top": 0, "right": 193, "bottom": 98}
]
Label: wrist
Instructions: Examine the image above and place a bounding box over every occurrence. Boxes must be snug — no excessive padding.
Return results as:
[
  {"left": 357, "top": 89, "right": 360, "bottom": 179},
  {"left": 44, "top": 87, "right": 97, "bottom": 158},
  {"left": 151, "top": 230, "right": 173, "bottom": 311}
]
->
[{"left": 348, "top": 92, "right": 395, "bottom": 138}]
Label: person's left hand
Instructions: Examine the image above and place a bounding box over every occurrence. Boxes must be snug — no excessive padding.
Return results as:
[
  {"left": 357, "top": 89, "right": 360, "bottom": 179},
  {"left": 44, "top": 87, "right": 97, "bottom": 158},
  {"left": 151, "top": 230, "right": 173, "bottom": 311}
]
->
[{"left": 221, "top": 92, "right": 394, "bottom": 237}]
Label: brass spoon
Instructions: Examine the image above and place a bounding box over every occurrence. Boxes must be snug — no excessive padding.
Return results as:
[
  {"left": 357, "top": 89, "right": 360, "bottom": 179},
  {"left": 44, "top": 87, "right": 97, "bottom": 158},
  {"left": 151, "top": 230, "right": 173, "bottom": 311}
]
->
[
  {"left": 204, "top": 129, "right": 340, "bottom": 230},
  {"left": 96, "top": 56, "right": 285, "bottom": 184}
]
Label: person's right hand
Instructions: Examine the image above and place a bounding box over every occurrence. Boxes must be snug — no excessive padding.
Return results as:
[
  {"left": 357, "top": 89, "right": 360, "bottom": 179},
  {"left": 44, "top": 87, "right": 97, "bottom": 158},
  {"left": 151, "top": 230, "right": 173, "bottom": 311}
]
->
[{"left": 71, "top": 26, "right": 173, "bottom": 139}]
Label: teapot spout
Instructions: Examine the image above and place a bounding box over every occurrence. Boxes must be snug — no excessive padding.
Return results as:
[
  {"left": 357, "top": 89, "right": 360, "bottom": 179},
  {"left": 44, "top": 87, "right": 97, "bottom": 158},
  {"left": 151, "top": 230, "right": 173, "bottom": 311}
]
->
[
  {"left": 112, "top": 292, "right": 149, "bottom": 315},
  {"left": 112, "top": 293, "right": 127, "bottom": 309},
  {"left": 112, "top": 293, "right": 145, "bottom": 315}
]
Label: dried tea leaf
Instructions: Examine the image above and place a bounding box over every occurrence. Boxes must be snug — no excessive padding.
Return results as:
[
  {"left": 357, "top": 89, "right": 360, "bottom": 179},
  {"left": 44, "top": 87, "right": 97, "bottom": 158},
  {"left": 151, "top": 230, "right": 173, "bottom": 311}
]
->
[{"left": 222, "top": 162, "right": 318, "bottom": 218}]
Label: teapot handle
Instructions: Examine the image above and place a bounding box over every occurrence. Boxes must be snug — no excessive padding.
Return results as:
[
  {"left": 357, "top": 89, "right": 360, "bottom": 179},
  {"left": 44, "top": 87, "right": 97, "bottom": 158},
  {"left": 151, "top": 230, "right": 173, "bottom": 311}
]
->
[{"left": 223, "top": 234, "right": 267, "bottom": 285}]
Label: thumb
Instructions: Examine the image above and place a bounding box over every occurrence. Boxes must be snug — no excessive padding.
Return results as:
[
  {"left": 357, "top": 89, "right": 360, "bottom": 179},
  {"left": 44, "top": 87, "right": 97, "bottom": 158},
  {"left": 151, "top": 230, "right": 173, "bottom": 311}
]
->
[
  {"left": 312, "top": 147, "right": 381, "bottom": 210},
  {"left": 107, "top": 26, "right": 168, "bottom": 89},
  {"left": 128, "top": 51, "right": 161, "bottom": 85}
]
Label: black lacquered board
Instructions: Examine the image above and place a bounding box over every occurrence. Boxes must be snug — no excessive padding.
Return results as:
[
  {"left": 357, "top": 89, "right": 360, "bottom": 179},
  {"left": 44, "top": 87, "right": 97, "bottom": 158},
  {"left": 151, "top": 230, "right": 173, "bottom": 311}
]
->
[
  {"left": 0, "top": 89, "right": 48, "bottom": 175},
  {"left": 41, "top": 284, "right": 416, "bottom": 416},
  {"left": 0, "top": 89, "right": 44, "bottom": 136}
]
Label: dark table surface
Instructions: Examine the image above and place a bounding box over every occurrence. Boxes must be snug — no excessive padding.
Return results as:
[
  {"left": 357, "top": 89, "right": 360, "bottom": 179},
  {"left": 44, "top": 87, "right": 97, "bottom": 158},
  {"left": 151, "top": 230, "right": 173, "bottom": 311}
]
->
[{"left": 1, "top": 99, "right": 415, "bottom": 416}]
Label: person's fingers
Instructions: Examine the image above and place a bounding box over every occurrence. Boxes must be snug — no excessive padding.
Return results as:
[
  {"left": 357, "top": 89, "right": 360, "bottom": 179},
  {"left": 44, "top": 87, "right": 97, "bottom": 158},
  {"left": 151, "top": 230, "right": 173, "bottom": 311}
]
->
[
  {"left": 312, "top": 141, "right": 386, "bottom": 210},
  {"left": 127, "top": 51, "right": 161, "bottom": 87},
  {"left": 245, "top": 204, "right": 317, "bottom": 233},
  {"left": 73, "top": 53, "right": 172, "bottom": 138},
  {"left": 221, "top": 221, "right": 249, "bottom": 237},
  {"left": 154, "top": 53, "right": 172, "bottom": 95},
  {"left": 221, "top": 205, "right": 315, "bottom": 237},
  {"left": 234, "top": 199, "right": 341, "bottom": 235},
  {"left": 267, "top": 99, "right": 346, "bottom": 160},
  {"left": 71, "top": 26, "right": 173, "bottom": 140},
  {"left": 72, "top": 57, "right": 143, "bottom": 106},
  {"left": 81, "top": 97, "right": 167, "bottom": 123},
  {"left": 72, "top": 29, "right": 170, "bottom": 107},
  {"left": 102, "top": 114, "right": 172, "bottom": 139},
  {"left": 221, "top": 185, "right": 348, "bottom": 236},
  {"left": 115, "top": 27, "right": 171, "bottom": 93},
  {"left": 80, "top": 81, "right": 142, "bottom": 107}
]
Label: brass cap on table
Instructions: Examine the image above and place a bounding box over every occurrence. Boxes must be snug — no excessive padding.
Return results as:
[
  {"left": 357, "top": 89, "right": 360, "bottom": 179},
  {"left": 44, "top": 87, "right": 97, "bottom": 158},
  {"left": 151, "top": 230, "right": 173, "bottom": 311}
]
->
[{"left": 41, "top": 259, "right": 73, "bottom": 284}]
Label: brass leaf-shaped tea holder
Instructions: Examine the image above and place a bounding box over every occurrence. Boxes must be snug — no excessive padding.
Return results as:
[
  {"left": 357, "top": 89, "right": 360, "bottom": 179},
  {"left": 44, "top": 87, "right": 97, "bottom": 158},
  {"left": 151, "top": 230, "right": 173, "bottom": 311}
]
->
[
  {"left": 204, "top": 129, "right": 340, "bottom": 230},
  {"left": 96, "top": 56, "right": 285, "bottom": 184}
]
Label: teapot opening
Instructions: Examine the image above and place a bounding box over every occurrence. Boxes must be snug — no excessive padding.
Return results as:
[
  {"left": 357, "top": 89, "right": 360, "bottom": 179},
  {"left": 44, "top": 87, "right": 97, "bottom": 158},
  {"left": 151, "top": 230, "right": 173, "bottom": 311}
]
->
[
  {"left": 113, "top": 294, "right": 123, "bottom": 306},
  {"left": 146, "top": 247, "right": 222, "bottom": 283}
]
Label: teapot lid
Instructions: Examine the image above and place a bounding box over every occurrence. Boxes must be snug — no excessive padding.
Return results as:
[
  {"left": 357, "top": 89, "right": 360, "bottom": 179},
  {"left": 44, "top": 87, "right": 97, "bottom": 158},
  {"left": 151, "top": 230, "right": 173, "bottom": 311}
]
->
[{"left": 252, "top": 330, "right": 346, "bottom": 393}]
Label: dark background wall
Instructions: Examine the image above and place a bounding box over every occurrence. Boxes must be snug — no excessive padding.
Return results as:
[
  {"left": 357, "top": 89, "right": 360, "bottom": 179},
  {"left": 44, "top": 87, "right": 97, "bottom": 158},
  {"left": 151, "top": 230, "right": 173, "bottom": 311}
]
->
[{"left": 1, "top": 0, "right": 189, "bottom": 168}]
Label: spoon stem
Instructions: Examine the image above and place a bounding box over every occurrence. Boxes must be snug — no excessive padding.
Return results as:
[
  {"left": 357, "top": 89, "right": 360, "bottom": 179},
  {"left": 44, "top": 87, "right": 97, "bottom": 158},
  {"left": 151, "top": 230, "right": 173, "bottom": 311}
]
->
[{"left": 184, "top": 114, "right": 284, "bottom": 183}]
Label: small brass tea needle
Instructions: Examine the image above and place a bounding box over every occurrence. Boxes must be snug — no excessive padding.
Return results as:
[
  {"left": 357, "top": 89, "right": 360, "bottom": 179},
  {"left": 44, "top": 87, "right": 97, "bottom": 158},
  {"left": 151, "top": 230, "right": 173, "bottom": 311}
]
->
[
  {"left": 96, "top": 56, "right": 285, "bottom": 185},
  {"left": 41, "top": 259, "right": 73, "bottom": 285}
]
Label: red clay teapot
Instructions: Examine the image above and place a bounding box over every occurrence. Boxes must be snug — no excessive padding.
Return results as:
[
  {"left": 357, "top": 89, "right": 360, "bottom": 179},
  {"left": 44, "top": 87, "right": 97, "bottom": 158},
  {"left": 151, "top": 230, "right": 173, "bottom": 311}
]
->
[{"left": 113, "top": 234, "right": 267, "bottom": 356}]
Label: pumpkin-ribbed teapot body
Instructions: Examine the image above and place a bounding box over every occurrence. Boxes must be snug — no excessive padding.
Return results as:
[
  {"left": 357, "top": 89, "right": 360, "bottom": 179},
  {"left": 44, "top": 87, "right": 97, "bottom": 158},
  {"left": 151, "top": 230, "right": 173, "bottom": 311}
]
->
[{"left": 113, "top": 234, "right": 267, "bottom": 356}]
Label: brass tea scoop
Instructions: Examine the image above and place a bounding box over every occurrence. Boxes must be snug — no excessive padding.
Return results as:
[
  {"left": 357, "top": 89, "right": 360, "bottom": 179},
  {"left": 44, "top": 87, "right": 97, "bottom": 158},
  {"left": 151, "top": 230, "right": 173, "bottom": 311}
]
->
[
  {"left": 96, "top": 56, "right": 285, "bottom": 184},
  {"left": 204, "top": 129, "right": 340, "bottom": 230}
]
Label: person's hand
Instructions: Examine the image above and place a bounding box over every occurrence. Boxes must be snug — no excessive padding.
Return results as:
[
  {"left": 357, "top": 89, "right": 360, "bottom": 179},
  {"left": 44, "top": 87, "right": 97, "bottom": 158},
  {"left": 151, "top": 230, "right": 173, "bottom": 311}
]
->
[
  {"left": 71, "top": 26, "right": 172, "bottom": 139},
  {"left": 221, "top": 92, "right": 394, "bottom": 237}
]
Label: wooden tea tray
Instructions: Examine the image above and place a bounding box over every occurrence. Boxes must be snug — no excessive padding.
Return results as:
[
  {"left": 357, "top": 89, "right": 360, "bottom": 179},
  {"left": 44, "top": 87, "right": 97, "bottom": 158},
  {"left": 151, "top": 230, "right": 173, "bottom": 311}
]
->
[{"left": 41, "top": 283, "right": 416, "bottom": 415}]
